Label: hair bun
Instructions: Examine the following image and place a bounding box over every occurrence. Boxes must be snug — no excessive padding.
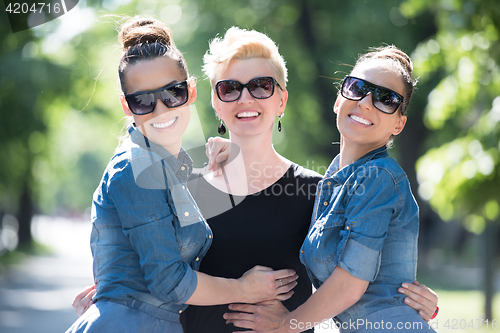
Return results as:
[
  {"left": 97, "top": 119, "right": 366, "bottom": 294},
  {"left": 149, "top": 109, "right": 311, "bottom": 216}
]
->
[{"left": 118, "top": 17, "right": 174, "bottom": 51}]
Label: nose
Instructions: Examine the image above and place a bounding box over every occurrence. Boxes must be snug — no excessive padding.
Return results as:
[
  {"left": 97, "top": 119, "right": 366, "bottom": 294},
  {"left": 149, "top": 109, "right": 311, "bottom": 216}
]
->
[
  {"left": 154, "top": 98, "right": 171, "bottom": 115},
  {"left": 357, "top": 92, "right": 374, "bottom": 110},
  {"left": 237, "top": 87, "right": 254, "bottom": 104}
]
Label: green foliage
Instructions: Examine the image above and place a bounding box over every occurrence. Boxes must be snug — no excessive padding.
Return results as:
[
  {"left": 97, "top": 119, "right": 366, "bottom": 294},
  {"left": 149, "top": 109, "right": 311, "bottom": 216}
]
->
[{"left": 406, "top": 0, "right": 500, "bottom": 233}]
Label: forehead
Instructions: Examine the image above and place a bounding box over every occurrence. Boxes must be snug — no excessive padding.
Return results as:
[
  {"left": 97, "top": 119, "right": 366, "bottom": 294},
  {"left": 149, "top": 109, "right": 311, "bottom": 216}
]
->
[
  {"left": 221, "top": 58, "right": 276, "bottom": 82},
  {"left": 124, "top": 57, "right": 185, "bottom": 94},
  {"left": 350, "top": 59, "right": 404, "bottom": 96}
]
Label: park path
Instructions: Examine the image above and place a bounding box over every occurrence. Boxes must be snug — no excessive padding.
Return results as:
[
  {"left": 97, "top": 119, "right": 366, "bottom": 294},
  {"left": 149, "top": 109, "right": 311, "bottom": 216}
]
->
[{"left": 0, "top": 215, "right": 93, "bottom": 333}]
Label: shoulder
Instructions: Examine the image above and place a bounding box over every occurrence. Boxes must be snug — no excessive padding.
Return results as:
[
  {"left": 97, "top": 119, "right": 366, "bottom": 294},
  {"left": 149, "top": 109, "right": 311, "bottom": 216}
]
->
[
  {"left": 289, "top": 163, "right": 323, "bottom": 182},
  {"left": 361, "top": 156, "right": 407, "bottom": 184}
]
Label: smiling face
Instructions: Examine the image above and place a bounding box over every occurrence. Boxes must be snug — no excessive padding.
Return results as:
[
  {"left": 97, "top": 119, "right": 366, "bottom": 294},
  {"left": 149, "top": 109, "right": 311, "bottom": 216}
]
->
[
  {"left": 213, "top": 58, "right": 287, "bottom": 140},
  {"left": 334, "top": 60, "right": 407, "bottom": 152},
  {"left": 120, "top": 57, "right": 196, "bottom": 154}
]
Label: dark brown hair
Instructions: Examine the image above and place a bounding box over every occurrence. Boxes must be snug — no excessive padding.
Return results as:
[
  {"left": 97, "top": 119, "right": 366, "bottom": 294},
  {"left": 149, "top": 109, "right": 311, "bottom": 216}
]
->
[
  {"left": 354, "top": 45, "right": 417, "bottom": 116},
  {"left": 117, "top": 17, "right": 188, "bottom": 94}
]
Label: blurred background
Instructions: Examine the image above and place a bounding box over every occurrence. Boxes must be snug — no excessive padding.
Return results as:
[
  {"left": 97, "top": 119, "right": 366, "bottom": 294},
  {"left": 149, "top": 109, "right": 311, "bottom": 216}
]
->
[{"left": 0, "top": 0, "right": 499, "bottom": 332}]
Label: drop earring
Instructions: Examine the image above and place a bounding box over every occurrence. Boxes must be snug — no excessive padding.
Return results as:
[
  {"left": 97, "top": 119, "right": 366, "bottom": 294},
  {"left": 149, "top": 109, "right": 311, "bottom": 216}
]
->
[
  {"left": 278, "top": 113, "right": 284, "bottom": 132},
  {"left": 218, "top": 120, "right": 226, "bottom": 135}
]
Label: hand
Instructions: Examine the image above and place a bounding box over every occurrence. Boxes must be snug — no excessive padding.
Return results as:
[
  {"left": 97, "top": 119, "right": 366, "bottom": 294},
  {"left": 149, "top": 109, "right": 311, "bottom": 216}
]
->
[
  {"left": 398, "top": 280, "right": 438, "bottom": 321},
  {"left": 224, "top": 300, "right": 290, "bottom": 333},
  {"left": 205, "top": 137, "right": 230, "bottom": 177},
  {"left": 72, "top": 284, "right": 96, "bottom": 316},
  {"left": 239, "top": 266, "right": 298, "bottom": 304}
]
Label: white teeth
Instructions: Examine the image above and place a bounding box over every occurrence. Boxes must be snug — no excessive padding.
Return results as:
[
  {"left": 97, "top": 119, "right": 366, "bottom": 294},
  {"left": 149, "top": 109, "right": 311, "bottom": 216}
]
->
[
  {"left": 152, "top": 117, "right": 177, "bottom": 129},
  {"left": 236, "top": 111, "right": 259, "bottom": 118},
  {"left": 349, "top": 114, "right": 372, "bottom": 125}
]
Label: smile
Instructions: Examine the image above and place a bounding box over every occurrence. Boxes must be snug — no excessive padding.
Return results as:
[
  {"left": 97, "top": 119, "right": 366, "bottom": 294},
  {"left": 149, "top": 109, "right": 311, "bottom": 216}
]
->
[
  {"left": 349, "top": 114, "right": 373, "bottom": 126},
  {"left": 152, "top": 117, "right": 177, "bottom": 129},
  {"left": 236, "top": 111, "right": 260, "bottom": 119}
]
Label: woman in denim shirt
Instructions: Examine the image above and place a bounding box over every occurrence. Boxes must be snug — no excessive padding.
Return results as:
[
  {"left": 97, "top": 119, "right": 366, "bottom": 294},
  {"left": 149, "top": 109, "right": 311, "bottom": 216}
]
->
[
  {"left": 225, "top": 46, "right": 437, "bottom": 332},
  {"left": 65, "top": 17, "right": 298, "bottom": 333}
]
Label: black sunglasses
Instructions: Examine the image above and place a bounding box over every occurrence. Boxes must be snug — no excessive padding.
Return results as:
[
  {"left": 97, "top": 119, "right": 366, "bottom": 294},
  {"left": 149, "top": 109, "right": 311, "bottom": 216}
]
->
[
  {"left": 340, "top": 76, "right": 404, "bottom": 114},
  {"left": 215, "top": 76, "right": 282, "bottom": 102},
  {"left": 124, "top": 81, "right": 189, "bottom": 115}
]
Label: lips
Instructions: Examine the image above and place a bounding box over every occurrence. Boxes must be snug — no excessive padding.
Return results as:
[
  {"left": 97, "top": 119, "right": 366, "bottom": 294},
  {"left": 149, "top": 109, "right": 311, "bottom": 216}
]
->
[
  {"left": 349, "top": 114, "right": 373, "bottom": 126},
  {"left": 152, "top": 117, "right": 177, "bottom": 129},
  {"left": 236, "top": 111, "right": 260, "bottom": 119}
]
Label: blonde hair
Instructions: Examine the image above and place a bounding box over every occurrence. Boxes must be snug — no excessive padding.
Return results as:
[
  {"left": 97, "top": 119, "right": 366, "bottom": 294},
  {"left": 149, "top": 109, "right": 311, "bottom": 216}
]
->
[{"left": 203, "top": 27, "right": 287, "bottom": 105}]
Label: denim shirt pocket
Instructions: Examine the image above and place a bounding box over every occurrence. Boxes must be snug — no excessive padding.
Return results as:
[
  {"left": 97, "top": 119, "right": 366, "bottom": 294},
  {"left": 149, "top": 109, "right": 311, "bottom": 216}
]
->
[{"left": 302, "top": 212, "right": 346, "bottom": 284}]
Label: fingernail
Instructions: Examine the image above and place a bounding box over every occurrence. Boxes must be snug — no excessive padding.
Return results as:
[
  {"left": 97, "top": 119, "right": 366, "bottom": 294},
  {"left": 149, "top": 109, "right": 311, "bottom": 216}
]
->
[
  {"left": 404, "top": 297, "right": 410, "bottom": 304},
  {"left": 397, "top": 288, "right": 404, "bottom": 294},
  {"left": 402, "top": 283, "right": 409, "bottom": 288},
  {"left": 223, "top": 314, "right": 227, "bottom": 319}
]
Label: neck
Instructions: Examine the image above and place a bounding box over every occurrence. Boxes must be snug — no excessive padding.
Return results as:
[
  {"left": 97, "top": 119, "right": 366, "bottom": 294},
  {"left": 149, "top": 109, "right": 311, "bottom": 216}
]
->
[
  {"left": 227, "top": 132, "right": 282, "bottom": 177},
  {"left": 338, "top": 139, "right": 384, "bottom": 169}
]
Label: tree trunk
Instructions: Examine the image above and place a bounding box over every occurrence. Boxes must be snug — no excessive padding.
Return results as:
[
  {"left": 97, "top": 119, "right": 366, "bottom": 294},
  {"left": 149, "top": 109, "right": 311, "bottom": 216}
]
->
[
  {"left": 483, "top": 223, "right": 496, "bottom": 320},
  {"left": 17, "top": 182, "right": 33, "bottom": 247}
]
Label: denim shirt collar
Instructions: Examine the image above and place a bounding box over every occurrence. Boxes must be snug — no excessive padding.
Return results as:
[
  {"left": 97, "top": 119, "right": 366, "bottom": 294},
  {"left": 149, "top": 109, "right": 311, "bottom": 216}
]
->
[
  {"left": 128, "top": 124, "right": 202, "bottom": 227},
  {"left": 128, "top": 124, "right": 193, "bottom": 183},
  {"left": 326, "top": 146, "right": 389, "bottom": 184}
]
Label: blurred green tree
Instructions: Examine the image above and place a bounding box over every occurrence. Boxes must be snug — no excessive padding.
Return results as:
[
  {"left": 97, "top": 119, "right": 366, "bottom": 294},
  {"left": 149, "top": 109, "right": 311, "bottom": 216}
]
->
[{"left": 402, "top": 0, "right": 500, "bottom": 319}]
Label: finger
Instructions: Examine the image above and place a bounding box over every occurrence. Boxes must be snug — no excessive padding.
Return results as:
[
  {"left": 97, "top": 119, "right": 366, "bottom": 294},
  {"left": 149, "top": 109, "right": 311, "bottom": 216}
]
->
[
  {"left": 399, "top": 284, "right": 436, "bottom": 313},
  {"left": 228, "top": 303, "right": 257, "bottom": 313},
  {"left": 224, "top": 311, "right": 256, "bottom": 322},
  {"left": 275, "top": 290, "right": 294, "bottom": 301},
  {"left": 226, "top": 319, "right": 255, "bottom": 330},
  {"left": 272, "top": 269, "right": 297, "bottom": 279},
  {"left": 403, "top": 296, "right": 432, "bottom": 320},
  {"left": 72, "top": 284, "right": 96, "bottom": 303},
  {"left": 277, "top": 281, "right": 298, "bottom": 294}
]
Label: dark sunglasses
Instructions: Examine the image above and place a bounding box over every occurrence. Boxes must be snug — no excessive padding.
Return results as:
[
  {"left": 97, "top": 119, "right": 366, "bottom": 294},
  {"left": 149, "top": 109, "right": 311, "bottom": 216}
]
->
[
  {"left": 124, "top": 81, "right": 189, "bottom": 115},
  {"left": 215, "top": 76, "right": 282, "bottom": 102},
  {"left": 340, "top": 76, "right": 404, "bottom": 114}
]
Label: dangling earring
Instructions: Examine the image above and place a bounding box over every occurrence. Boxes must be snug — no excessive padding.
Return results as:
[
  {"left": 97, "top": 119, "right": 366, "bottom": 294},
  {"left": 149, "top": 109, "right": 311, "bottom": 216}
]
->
[
  {"left": 218, "top": 120, "right": 226, "bottom": 135},
  {"left": 278, "top": 113, "right": 284, "bottom": 132}
]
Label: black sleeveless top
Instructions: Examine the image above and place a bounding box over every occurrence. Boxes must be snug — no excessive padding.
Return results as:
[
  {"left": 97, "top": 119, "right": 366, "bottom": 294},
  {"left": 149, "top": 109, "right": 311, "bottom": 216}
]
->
[{"left": 181, "top": 164, "right": 321, "bottom": 333}]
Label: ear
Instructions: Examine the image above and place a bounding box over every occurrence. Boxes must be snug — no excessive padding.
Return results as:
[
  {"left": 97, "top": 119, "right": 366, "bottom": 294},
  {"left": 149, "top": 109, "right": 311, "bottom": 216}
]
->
[
  {"left": 212, "top": 91, "right": 222, "bottom": 119},
  {"left": 333, "top": 97, "right": 341, "bottom": 114},
  {"left": 276, "top": 89, "right": 288, "bottom": 116},
  {"left": 187, "top": 78, "right": 197, "bottom": 104},
  {"left": 120, "top": 95, "right": 133, "bottom": 117},
  {"left": 392, "top": 114, "right": 407, "bottom": 135}
]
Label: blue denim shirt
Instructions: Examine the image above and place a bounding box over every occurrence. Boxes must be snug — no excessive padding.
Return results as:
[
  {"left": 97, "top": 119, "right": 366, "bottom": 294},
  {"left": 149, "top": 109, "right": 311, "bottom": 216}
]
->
[
  {"left": 300, "top": 147, "right": 419, "bottom": 322},
  {"left": 91, "top": 125, "right": 212, "bottom": 314}
]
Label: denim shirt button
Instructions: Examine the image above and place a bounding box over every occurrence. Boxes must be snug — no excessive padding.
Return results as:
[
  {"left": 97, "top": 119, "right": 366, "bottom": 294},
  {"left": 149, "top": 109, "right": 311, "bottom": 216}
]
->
[
  {"left": 346, "top": 225, "right": 350, "bottom": 230},
  {"left": 323, "top": 201, "right": 328, "bottom": 206},
  {"left": 208, "top": 234, "right": 212, "bottom": 239},
  {"left": 182, "top": 185, "right": 186, "bottom": 190},
  {"left": 184, "top": 212, "right": 189, "bottom": 217},
  {"left": 327, "top": 181, "right": 331, "bottom": 186},
  {"left": 195, "top": 257, "right": 200, "bottom": 261},
  {"left": 178, "top": 309, "right": 183, "bottom": 314},
  {"left": 181, "top": 165, "right": 186, "bottom": 171}
]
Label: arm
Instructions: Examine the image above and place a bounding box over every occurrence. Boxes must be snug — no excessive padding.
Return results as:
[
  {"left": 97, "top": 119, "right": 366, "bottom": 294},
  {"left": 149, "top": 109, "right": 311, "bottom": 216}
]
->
[
  {"left": 113, "top": 160, "right": 298, "bottom": 307},
  {"left": 187, "top": 266, "right": 298, "bottom": 306},
  {"left": 226, "top": 266, "right": 369, "bottom": 333}
]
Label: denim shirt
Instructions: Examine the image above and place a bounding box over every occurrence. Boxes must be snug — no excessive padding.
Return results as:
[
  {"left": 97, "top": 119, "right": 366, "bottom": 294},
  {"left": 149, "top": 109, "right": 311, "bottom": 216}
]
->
[
  {"left": 300, "top": 147, "right": 419, "bottom": 322},
  {"left": 90, "top": 125, "right": 213, "bottom": 314}
]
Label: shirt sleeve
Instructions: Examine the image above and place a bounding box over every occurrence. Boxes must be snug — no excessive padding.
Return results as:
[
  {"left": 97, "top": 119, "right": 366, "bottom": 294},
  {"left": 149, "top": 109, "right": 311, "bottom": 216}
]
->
[
  {"left": 109, "top": 158, "right": 198, "bottom": 304},
  {"left": 336, "top": 167, "right": 402, "bottom": 282}
]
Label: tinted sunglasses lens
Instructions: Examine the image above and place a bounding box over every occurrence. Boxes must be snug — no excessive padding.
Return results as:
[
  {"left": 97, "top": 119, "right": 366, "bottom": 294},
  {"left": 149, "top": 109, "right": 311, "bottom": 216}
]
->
[
  {"left": 342, "top": 77, "right": 367, "bottom": 100},
  {"left": 217, "top": 81, "right": 242, "bottom": 102},
  {"left": 248, "top": 77, "right": 275, "bottom": 99},
  {"left": 126, "top": 94, "right": 155, "bottom": 115},
  {"left": 373, "top": 88, "right": 402, "bottom": 114},
  {"left": 161, "top": 82, "right": 188, "bottom": 107}
]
